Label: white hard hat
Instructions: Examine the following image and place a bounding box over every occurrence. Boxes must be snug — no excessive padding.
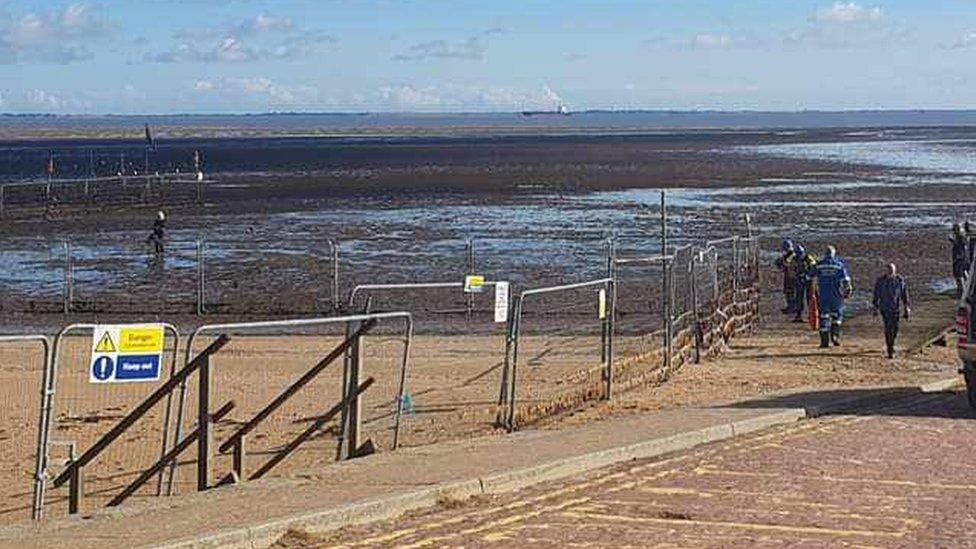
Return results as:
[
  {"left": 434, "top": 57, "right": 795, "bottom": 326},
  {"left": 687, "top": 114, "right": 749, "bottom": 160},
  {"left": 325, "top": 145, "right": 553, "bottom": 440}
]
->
[{"left": 157, "top": 211, "right": 166, "bottom": 220}]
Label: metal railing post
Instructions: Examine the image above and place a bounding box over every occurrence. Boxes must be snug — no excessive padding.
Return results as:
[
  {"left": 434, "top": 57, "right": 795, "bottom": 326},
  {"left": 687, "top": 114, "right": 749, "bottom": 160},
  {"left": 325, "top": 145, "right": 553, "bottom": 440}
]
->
[
  {"left": 691, "top": 254, "right": 701, "bottom": 364},
  {"left": 466, "top": 238, "right": 475, "bottom": 318},
  {"left": 196, "top": 239, "right": 205, "bottom": 315},
  {"left": 63, "top": 240, "right": 72, "bottom": 314},
  {"left": 661, "top": 191, "right": 672, "bottom": 372},
  {"left": 197, "top": 355, "right": 211, "bottom": 492},
  {"left": 331, "top": 241, "right": 340, "bottom": 312}
]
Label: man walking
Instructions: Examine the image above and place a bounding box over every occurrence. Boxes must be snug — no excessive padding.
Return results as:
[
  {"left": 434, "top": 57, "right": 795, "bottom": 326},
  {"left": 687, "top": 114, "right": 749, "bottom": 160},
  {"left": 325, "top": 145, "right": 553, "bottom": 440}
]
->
[
  {"left": 952, "top": 223, "right": 969, "bottom": 298},
  {"left": 815, "top": 246, "right": 853, "bottom": 348},
  {"left": 872, "top": 263, "right": 910, "bottom": 359}
]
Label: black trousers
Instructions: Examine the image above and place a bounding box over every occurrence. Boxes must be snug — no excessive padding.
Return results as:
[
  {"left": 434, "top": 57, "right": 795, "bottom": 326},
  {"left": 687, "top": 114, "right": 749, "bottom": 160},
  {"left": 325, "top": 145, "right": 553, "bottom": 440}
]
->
[{"left": 881, "top": 311, "right": 900, "bottom": 354}]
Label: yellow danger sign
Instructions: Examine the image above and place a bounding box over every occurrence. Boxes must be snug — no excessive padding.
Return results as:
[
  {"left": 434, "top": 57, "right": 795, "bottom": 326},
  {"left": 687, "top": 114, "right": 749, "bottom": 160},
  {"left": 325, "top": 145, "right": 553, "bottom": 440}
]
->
[
  {"left": 464, "top": 275, "right": 485, "bottom": 294},
  {"left": 95, "top": 332, "right": 117, "bottom": 353},
  {"left": 118, "top": 327, "right": 164, "bottom": 353}
]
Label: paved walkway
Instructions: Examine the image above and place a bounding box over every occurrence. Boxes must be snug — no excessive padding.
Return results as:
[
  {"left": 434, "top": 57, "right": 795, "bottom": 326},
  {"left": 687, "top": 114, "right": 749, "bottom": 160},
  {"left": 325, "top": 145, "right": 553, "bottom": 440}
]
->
[
  {"left": 310, "top": 388, "right": 976, "bottom": 548},
  {"left": 1, "top": 401, "right": 814, "bottom": 548}
]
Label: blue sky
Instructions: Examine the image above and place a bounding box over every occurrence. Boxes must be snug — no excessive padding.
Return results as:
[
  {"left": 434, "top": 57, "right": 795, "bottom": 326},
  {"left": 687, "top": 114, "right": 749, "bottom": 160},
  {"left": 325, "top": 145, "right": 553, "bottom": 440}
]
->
[{"left": 1, "top": 1, "right": 976, "bottom": 113}]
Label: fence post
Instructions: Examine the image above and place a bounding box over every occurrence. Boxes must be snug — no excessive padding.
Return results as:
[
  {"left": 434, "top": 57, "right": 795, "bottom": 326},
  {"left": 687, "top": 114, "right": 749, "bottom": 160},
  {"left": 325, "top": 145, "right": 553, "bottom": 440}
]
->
[
  {"left": 63, "top": 240, "right": 72, "bottom": 314},
  {"left": 506, "top": 297, "right": 523, "bottom": 432},
  {"left": 661, "top": 191, "right": 672, "bottom": 372},
  {"left": 338, "top": 319, "right": 364, "bottom": 460},
  {"left": 732, "top": 237, "right": 740, "bottom": 295},
  {"left": 465, "top": 238, "right": 475, "bottom": 318},
  {"left": 603, "top": 235, "right": 616, "bottom": 399},
  {"left": 331, "top": 241, "right": 340, "bottom": 312},
  {"left": 68, "top": 467, "right": 82, "bottom": 515},
  {"left": 691, "top": 253, "right": 701, "bottom": 364},
  {"left": 497, "top": 305, "right": 516, "bottom": 428},
  {"left": 197, "top": 354, "right": 211, "bottom": 492},
  {"left": 196, "top": 239, "right": 205, "bottom": 315},
  {"left": 0, "top": 184, "right": 5, "bottom": 221}
]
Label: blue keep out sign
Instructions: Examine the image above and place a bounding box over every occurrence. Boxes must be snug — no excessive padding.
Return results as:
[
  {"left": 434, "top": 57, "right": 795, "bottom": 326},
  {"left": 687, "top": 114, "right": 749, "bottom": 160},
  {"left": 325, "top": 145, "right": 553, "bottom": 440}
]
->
[{"left": 116, "top": 355, "right": 161, "bottom": 381}]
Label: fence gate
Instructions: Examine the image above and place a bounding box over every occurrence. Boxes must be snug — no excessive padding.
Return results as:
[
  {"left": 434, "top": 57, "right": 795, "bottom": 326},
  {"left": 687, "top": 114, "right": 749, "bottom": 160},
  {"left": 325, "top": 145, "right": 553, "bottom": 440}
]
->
[
  {"left": 0, "top": 335, "right": 51, "bottom": 524},
  {"left": 37, "top": 323, "right": 181, "bottom": 518}
]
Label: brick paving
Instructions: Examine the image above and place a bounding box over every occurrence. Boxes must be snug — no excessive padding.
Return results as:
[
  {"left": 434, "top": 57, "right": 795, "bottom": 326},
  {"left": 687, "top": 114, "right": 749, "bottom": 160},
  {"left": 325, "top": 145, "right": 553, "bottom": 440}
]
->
[{"left": 303, "top": 390, "right": 976, "bottom": 548}]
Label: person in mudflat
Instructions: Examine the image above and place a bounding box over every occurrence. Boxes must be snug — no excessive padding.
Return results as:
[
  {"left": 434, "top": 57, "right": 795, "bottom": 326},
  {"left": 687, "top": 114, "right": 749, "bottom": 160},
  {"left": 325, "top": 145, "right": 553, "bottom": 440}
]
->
[
  {"left": 872, "top": 263, "right": 910, "bottom": 359},
  {"left": 147, "top": 211, "right": 166, "bottom": 255}
]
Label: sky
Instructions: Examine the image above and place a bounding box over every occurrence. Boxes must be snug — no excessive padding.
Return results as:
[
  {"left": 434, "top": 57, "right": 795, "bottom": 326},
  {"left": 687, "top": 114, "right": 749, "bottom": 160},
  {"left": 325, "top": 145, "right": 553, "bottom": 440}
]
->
[{"left": 2, "top": 1, "right": 976, "bottom": 114}]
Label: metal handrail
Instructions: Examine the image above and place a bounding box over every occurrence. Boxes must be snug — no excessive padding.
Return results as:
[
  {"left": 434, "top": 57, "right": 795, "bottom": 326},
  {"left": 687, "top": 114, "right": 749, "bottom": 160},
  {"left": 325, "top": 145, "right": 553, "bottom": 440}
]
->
[{"left": 166, "top": 312, "right": 413, "bottom": 494}]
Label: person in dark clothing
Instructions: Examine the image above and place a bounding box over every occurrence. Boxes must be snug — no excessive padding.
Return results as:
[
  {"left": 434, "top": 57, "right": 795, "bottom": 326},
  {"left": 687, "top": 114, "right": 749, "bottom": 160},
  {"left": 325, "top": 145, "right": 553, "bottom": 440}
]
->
[
  {"left": 966, "top": 221, "right": 976, "bottom": 268},
  {"left": 791, "top": 244, "right": 818, "bottom": 323},
  {"left": 873, "top": 263, "right": 910, "bottom": 359},
  {"left": 147, "top": 210, "right": 166, "bottom": 255},
  {"left": 952, "top": 223, "right": 970, "bottom": 298},
  {"left": 775, "top": 239, "right": 797, "bottom": 314}
]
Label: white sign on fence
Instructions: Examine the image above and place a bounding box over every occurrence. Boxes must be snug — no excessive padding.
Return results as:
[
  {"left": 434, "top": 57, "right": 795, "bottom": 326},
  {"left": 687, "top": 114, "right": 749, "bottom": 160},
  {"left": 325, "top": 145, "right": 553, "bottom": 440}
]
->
[
  {"left": 598, "top": 289, "right": 607, "bottom": 320},
  {"left": 494, "top": 281, "right": 510, "bottom": 323},
  {"left": 89, "top": 324, "right": 165, "bottom": 383}
]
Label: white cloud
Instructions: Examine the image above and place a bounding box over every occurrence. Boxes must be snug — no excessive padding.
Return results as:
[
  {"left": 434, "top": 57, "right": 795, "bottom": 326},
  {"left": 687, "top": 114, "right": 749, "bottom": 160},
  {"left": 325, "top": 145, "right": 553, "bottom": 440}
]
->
[
  {"left": 690, "top": 34, "right": 734, "bottom": 49},
  {"left": 367, "top": 83, "right": 566, "bottom": 111},
  {"left": 190, "top": 77, "right": 317, "bottom": 105},
  {"left": 393, "top": 29, "right": 502, "bottom": 61},
  {"left": 950, "top": 32, "right": 976, "bottom": 49},
  {"left": 0, "top": 3, "right": 114, "bottom": 64},
  {"left": 815, "top": 2, "right": 882, "bottom": 24},
  {"left": 147, "top": 13, "right": 332, "bottom": 63}
]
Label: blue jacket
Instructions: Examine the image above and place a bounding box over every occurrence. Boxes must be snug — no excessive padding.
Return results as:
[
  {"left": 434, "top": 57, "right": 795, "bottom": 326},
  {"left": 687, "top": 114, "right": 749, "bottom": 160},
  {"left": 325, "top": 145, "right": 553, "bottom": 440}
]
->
[{"left": 816, "top": 256, "right": 851, "bottom": 312}]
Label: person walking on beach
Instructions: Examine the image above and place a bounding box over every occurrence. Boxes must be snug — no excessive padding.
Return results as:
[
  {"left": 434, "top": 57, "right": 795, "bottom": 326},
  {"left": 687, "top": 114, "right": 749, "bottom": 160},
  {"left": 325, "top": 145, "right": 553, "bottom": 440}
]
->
[
  {"left": 951, "top": 223, "right": 969, "bottom": 298},
  {"left": 792, "top": 244, "right": 818, "bottom": 323},
  {"left": 815, "top": 246, "right": 853, "bottom": 348},
  {"left": 147, "top": 210, "right": 166, "bottom": 255},
  {"left": 966, "top": 221, "right": 976, "bottom": 268},
  {"left": 775, "top": 239, "right": 797, "bottom": 314},
  {"left": 872, "top": 263, "right": 910, "bottom": 359}
]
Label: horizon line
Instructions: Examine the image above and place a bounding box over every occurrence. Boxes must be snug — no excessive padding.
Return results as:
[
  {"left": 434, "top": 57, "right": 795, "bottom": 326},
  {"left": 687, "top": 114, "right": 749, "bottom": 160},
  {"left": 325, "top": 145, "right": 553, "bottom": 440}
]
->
[{"left": 7, "top": 108, "right": 976, "bottom": 118}]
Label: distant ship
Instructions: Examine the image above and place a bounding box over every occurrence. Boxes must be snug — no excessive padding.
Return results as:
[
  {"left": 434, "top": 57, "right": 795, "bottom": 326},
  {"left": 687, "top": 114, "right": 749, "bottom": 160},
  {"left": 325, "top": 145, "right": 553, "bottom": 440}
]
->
[{"left": 520, "top": 104, "right": 571, "bottom": 117}]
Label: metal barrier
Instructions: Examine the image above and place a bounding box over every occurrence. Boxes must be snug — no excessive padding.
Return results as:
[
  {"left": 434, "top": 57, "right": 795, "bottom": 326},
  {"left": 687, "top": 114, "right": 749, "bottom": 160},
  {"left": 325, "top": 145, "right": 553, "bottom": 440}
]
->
[
  {"left": 50, "top": 336, "right": 229, "bottom": 514},
  {"left": 166, "top": 312, "right": 413, "bottom": 494},
  {"left": 0, "top": 335, "right": 52, "bottom": 521},
  {"left": 498, "top": 277, "right": 615, "bottom": 431},
  {"left": 36, "top": 323, "right": 181, "bottom": 517},
  {"left": 0, "top": 175, "right": 214, "bottom": 221}
]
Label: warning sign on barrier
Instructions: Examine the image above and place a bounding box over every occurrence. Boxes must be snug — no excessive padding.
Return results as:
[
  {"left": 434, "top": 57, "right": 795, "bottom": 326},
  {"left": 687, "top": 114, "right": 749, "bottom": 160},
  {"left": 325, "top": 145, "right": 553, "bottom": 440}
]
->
[
  {"left": 464, "top": 275, "right": 485, "bottom": 294},
  {"left": 494, "top": 281, "right": 509, "bottom": 323},
  {"left": 90, "top": 324, "right": 165, "bottom": 383}
]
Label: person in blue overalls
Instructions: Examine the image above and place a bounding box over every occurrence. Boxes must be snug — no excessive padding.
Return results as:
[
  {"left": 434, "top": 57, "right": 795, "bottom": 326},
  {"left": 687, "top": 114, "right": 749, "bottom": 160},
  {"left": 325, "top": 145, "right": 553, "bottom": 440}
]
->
[{"left": 815, "top": 246, "right": 853, "bottom": 348}]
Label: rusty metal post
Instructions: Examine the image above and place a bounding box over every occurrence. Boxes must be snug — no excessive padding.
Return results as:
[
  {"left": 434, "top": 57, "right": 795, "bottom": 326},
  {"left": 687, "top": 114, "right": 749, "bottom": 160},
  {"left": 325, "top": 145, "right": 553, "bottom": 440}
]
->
[
  {"left": 197, "top": 355, "right": 211, "bottom": 492},
  {"left": 68, "top": 467, "right": 82, "bottom": 515},
  {"left": 232, "top": 437, "right": 245, "bottom": 481}
]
